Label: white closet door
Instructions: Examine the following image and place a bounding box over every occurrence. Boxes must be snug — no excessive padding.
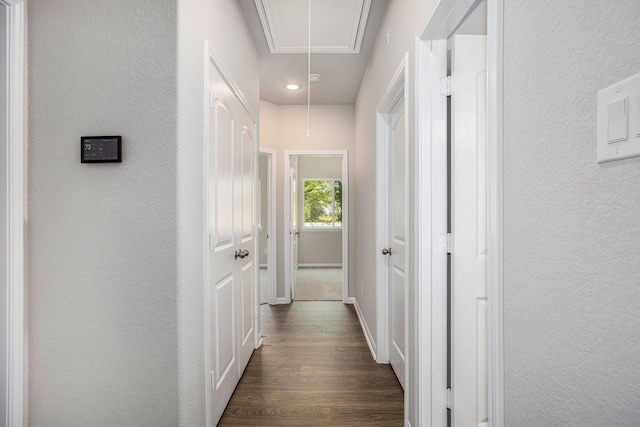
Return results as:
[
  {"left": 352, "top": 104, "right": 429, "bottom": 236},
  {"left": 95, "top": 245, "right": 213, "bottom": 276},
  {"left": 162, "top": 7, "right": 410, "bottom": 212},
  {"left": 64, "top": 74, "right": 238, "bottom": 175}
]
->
[{"left": 450, "top": 34, "right": 489, "bottom": 427}]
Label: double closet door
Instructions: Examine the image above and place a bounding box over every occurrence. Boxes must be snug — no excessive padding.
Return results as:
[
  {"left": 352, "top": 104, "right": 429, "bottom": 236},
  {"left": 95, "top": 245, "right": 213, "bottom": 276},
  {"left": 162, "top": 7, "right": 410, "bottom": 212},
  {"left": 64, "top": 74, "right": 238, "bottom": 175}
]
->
[{"left": 206, "top": 59, "right": 256, "bottom": 426}]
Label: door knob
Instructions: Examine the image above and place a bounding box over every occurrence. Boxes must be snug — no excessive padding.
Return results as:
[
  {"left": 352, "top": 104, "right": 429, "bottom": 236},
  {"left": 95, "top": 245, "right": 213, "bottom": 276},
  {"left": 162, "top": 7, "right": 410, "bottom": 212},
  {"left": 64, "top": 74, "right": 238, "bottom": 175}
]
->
[
  {"left": 235, "top": 249, "right": 249, "bottom": 259},
  {"left": 381, "top": 248, "right": 392, "bottom": 255}
]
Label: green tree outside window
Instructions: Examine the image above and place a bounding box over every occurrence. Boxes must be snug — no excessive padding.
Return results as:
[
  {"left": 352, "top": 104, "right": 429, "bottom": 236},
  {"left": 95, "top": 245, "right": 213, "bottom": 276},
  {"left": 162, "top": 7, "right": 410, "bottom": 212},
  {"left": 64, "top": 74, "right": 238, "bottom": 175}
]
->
[{"left": 303, "top": 179, "right": 342, "bottom": 228}]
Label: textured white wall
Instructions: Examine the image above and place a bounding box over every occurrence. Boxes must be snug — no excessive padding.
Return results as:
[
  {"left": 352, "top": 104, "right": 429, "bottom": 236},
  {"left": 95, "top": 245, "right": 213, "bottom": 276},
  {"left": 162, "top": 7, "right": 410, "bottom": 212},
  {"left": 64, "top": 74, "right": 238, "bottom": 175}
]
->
[
  {"left": 28, "top": 1, "right": 179, "bottom": 425},
  {"left": 353, "top": 0, "right": 433, "bottom": 423},
  {"left": 503, "top": 1, "right": 640, "bottom": 424},
  {"left": 259, "top": 102, "right": 355, "bottom": 299},
  {"left": 176, "top": 0, "right": 259, "bottom": 425},
  {"left": 297, "top": 156, "right": 343, "bottom": 265}
]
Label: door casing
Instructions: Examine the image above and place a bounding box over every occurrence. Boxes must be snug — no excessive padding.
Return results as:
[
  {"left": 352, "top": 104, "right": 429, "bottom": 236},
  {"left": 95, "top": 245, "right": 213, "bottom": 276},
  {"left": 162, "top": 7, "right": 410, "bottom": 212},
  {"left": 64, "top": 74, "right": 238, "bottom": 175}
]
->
[
  {"left": 283, "top": 150, "right": 349, "bottom": 304},
  {"left": 1, "top": 1, "right": 25, "bottom": 426},
  {"left": 416, "top": 0, "right": 504, "bottom": 426}
]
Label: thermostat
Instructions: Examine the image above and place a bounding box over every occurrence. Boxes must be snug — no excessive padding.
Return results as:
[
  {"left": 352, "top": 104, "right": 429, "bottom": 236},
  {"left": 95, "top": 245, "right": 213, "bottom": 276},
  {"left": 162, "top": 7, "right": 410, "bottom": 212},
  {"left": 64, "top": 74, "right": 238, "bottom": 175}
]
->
[{"left": 81, "top": 136, "right": 122, "bottom": 163}]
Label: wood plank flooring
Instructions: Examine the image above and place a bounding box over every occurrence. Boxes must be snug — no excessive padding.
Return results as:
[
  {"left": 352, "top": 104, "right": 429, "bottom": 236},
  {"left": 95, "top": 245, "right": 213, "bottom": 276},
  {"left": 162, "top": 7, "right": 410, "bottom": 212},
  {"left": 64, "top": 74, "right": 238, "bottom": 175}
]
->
[{"left": 218, "top": 301, "right": 404, "bottom": 426}]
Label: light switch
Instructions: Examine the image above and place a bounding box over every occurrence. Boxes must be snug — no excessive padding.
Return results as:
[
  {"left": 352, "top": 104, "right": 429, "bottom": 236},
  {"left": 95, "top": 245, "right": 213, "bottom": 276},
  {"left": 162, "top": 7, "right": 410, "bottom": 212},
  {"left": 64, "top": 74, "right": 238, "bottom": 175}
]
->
[
  {"left": 597, "top": 71, "right": 640, "bottom": 163},
  {"left": 607, "top": 97, "right": 627, "bottom": 143}
]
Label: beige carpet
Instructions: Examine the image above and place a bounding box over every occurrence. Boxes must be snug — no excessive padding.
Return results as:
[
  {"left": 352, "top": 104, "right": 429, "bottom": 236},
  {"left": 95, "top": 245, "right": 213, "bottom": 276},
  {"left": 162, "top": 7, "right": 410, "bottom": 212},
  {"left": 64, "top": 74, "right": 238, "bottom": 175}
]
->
[{"left": 294, "top": 267, "right": 343, "bottom": 301}]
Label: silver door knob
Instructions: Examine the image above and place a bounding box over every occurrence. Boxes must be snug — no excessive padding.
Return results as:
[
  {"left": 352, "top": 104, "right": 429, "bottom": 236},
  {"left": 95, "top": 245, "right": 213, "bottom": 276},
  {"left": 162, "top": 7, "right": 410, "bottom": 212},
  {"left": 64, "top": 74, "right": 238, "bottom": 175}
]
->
[{"left": 381, "top": 248, "right": 392, "bottom": 255}]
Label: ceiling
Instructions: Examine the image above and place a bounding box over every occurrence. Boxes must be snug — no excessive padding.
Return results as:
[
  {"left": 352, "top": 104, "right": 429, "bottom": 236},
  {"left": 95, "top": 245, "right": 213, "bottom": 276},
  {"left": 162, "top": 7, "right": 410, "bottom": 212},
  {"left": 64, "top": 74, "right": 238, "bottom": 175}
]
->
[{"left": 237, "top": 0, "right": 389, "bottom": 105}]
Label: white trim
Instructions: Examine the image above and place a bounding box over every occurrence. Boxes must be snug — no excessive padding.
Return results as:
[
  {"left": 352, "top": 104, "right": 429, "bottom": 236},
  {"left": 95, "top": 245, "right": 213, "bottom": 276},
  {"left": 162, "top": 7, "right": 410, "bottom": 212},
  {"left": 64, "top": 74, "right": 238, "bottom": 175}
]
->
[
  {"left": 419, "top": 0, "right": 478, "bottom": 40},
  {"left": 258, "top": 148, "right": 277, "bottom": 306},
  {"left": 202, "top": 41, "right": 212, "bottom": 427},
  {"left": 274, "top": 297, "right": 288, "bottom": 305},
  {"left": 417, "top": 1, "right": 505, "bottom": 426},
  {"left": 283, "top": 150, "right": 349, "bottom": 304},
  {"left": 353, "top": 298, "right": 377, "bottom": 361},
  {"left": 345, "top": 296, "right": 355, "bottom": 304},
  {"left": 3, "top": 2, "right": 25, "bottom": 426},
  {"left": 207, "top": 50, "right": 257, "bottom": 124},
  {"left": 487, "top": 0, "right": 505, "bottom": 424},
  {"left": 296, "top": 263, "right": 342, "bottom": 268}
]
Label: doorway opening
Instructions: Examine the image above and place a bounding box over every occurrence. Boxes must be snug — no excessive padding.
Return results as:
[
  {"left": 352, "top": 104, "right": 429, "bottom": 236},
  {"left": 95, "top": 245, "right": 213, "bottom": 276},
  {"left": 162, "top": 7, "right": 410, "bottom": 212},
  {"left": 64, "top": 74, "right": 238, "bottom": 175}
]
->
[{"left": 283, "top": 151, "right": 349, "bottom": 303}]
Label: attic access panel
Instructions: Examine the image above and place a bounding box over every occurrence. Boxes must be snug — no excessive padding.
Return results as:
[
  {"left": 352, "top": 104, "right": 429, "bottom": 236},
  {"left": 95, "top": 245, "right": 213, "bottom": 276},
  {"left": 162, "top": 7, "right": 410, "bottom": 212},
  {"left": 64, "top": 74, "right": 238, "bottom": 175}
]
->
[{"left": 255, "top": 0, "right": 372, "bottom": 53}]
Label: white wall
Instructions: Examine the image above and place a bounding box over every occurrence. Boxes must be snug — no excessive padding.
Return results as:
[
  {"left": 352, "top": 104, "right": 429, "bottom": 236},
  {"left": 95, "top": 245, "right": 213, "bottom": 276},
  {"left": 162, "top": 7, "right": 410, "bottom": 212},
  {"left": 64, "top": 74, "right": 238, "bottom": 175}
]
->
[
  {"left": 27, "top": 0, "right": 259, "bottom": 425},
  {"left": 353, "top": 0, "right": 433, "bottom": 424},
  {"left": 176, "top": 0, "right": 259, "bottom": 425},
  {"left": 28, "top": 1, "right": 179, "bottom": 425},
  {"left": 503, "top": 1, "right": 640, "bottom": 424},
  {"left": 259, "top": 102, "right": 354, "bottom": 298}
]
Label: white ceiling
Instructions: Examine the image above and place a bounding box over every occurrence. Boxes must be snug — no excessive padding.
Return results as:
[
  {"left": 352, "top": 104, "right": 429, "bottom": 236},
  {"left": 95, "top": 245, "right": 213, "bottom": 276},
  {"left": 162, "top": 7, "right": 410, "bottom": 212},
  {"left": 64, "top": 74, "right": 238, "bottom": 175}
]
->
[{"left": 237, "top": 0, "right": 389, "bottom": 105}]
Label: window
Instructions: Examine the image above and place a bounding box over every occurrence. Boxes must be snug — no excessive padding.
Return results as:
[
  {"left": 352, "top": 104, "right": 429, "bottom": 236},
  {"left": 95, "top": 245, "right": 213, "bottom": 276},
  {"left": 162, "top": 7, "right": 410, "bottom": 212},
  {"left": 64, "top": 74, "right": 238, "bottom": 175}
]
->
[{"left": 303, "top": 179, "right": 342, "bottom": 228}]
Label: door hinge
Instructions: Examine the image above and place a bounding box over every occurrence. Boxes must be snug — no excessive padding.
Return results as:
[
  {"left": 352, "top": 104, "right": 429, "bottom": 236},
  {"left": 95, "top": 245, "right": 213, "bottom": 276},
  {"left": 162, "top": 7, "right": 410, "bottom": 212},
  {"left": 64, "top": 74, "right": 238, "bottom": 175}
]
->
[
  {"left": 446, "top": 388, "right": 452, "bottom": 409},
  {"left": 440, "top": 76, "right": 452, "bottom": 97},
  {"left": 210, "top": 371, "right": 215, "bottom": 390},
  {"left": 209, "top": 90, "right": 214, "bottom": 108},
  {"left": 446, "top": 233, "right": 453, "bottom": 254}
]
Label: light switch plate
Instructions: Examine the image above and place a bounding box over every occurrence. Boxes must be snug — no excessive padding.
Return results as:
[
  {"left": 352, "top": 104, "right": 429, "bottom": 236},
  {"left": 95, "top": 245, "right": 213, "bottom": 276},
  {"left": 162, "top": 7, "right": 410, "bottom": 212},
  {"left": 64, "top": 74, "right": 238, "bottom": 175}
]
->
[{"left": 597, "top": 72, "right": 640, "bottom": 163}]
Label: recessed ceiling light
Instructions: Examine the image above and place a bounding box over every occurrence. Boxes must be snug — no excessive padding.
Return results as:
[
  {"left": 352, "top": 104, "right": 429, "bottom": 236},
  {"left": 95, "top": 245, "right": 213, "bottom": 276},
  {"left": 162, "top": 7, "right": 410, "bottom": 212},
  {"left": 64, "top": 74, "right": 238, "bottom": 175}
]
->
[
  {"left": 309, "top": 74, "right": 322, "bottom": 83},
  {"left": 285, "top": 83, "right": 300, "bottom": 91}
]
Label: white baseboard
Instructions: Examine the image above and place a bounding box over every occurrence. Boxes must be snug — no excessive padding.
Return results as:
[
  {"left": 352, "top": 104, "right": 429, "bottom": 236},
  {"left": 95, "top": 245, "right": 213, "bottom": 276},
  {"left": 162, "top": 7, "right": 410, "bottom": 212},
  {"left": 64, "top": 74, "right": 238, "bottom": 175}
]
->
[
  {"left": 274, "top": 297, "right": 288, "bottom": 305},
  {"left": 297, "top": 263, "right": 342, "bottom": 268},
  {"left": 345, "top": 297, "right": 355, "bottom": 304},
  {"left": 353, "top": 298, "right": 377, "bottom": 361}
]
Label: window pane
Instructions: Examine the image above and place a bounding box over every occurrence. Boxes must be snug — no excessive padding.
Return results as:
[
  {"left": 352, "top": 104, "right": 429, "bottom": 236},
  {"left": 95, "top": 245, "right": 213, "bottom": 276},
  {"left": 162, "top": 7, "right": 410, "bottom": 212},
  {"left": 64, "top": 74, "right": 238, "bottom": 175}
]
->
[{"left": 304, "top": 179, "right": 342, "bottom": 228}]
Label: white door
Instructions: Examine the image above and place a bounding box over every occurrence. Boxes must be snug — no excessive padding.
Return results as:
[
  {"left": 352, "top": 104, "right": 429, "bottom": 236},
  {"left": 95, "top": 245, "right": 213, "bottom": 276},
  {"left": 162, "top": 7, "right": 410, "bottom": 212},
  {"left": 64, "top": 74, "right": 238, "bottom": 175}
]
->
[
  {"left": 450, "top": 34, "right": 488, "bottom": 427},
  {"left": 236, "top": 108, "right": 256, "bottom": 374},
  {"left": 207, "top": 63, "right": 238, "bottom": 424},
  {"left": 289, "top": 158, "right": 299, "bottom": 300},
  {"left": 207, "top": 61, "right": 256, "bottom": 425},
  {"left": 387, "top": 95, "right": 407, "bottom": 389}
]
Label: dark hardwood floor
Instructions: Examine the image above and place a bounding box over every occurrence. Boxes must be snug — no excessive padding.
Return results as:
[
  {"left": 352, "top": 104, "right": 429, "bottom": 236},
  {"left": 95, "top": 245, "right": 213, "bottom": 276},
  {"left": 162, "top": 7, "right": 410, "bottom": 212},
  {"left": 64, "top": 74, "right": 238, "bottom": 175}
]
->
[{"left": 218, "top": 301, "right": 404, "bottom": 426}]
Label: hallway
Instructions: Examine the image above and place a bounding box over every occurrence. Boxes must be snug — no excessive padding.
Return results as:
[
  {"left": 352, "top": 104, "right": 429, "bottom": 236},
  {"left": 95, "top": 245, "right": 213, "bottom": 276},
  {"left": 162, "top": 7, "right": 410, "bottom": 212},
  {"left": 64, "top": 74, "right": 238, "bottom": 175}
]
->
[{"left": 218, "top": 302, "right": 404, "bottom": 426}]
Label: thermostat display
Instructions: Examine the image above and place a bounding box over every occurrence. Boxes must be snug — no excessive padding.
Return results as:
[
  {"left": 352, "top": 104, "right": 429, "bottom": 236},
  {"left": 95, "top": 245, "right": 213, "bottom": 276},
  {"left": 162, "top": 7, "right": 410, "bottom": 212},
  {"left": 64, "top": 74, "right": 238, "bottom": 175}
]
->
[{"left": 81, "top": 136, "right": 122, "bottom": 163}]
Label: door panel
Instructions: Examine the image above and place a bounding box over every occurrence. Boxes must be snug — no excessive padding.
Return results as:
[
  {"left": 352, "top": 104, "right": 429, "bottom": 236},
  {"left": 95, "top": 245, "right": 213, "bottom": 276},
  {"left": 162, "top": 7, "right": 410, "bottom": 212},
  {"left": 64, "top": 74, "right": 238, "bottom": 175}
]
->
[
  {"left": 213, "top": 275, "right": 236, "bottom": 388},
  {"left": 388, "top": 95, "right": 406, "bottom": 389},
  {"left": 450, "top": 34, "right": 488, "bottom": 427}
]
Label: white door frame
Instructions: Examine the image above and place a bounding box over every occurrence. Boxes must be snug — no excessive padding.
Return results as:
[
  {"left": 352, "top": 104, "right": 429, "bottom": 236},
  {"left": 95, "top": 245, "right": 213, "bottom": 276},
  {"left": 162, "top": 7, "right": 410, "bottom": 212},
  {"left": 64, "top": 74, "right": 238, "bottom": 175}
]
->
[
  {"left": 258, "top": 148, "right": 277, "bottom": 305},
  {"left": 283, "top": 150, "right": 349, "bottom": 304},
  {"left": 1, "top": 1, "right": 25, "bottom": 426},
  {"left": 415, "top": 0, "right": 504, "bottom": 426}
]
